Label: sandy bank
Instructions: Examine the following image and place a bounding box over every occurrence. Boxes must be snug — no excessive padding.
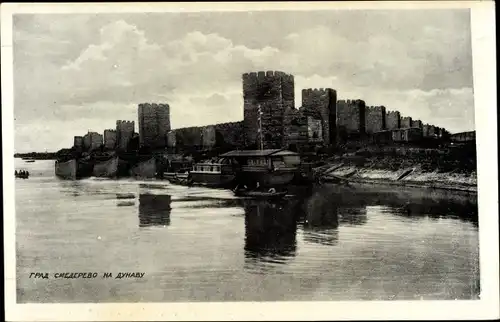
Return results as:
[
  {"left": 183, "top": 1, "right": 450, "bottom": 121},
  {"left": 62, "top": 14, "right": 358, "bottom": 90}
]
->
[{"left": 317, "top": 162, "right": 477, "bottom": 193}]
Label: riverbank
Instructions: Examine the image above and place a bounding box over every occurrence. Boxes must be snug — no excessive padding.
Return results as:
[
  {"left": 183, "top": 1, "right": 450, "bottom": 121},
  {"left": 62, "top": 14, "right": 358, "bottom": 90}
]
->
[{"left": 315, "top": 160, "right": 477, "bottom": 193}]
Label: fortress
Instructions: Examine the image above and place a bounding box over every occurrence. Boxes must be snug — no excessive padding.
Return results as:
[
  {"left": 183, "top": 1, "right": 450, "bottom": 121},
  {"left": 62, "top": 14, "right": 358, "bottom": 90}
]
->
[
  {"left": 242, "top": 71, "right": 295, "bottom": 149},
  {"left": 116, "top": 120, "right": 135, "bottom": 151},
  {"left": 164, "top": 71, "right": 446, "bottom": 153},
  {"left": 72, "top": 70, "right": 448, "bottom": 154}
]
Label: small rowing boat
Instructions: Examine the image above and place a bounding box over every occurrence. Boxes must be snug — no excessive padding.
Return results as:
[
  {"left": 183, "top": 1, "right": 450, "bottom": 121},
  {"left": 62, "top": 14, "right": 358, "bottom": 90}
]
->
[{"left": 15, "top": 172, "right": 29, "bottom": 179}]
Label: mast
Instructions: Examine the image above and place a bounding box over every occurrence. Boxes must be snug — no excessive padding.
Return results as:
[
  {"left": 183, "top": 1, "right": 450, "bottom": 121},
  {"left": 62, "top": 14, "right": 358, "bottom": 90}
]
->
[{"left": 257, "top": 104, "right": 263, "bottom": 151}]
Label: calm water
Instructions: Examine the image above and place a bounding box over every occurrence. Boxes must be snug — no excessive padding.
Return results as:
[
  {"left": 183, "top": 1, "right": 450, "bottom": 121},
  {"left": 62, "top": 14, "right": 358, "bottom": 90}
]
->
[{"left": 15, "top": 159, "right": 479, "bottom": 302}]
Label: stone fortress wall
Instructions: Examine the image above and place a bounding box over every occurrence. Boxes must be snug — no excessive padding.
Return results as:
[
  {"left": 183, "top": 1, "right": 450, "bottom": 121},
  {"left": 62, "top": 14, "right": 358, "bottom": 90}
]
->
[
  {"left": 167, "top": 121, "right": 244, "bottom": 152},
  {"left": 168, "top": 69, "right": 445, "bottom": 151},
  {"left": 74, "top": 70, "right": 447, "bottom": 153}
]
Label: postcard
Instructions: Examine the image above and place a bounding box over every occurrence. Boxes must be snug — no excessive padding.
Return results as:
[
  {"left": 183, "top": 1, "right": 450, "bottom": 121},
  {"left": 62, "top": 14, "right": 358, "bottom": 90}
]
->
[{"left": 2, "top": 1, "right": 498, "bottom": 321}]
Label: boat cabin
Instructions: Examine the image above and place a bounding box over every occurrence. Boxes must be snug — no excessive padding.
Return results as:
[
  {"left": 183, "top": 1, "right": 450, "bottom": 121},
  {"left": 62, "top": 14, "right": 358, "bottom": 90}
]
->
[
  {"left": 191, "top": 158, "right": 233, "bottom": 174},
  {"left": 192, "top": 163, "right": 223, "bottom": 173},
  {"left": 219, "top": 149, "right": 300, "bottom": 172}
]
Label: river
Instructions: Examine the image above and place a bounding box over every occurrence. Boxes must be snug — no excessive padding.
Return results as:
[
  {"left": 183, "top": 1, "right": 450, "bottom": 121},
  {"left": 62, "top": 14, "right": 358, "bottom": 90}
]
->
[{"left": 15, "top": 159, "right": 479, "bottom": 302}]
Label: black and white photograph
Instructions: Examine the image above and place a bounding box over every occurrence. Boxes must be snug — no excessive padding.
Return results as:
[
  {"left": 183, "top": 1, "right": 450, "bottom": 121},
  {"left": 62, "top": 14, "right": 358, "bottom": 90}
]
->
[{"left": 2, "top": 1, "right": 498, "bottom": 321}]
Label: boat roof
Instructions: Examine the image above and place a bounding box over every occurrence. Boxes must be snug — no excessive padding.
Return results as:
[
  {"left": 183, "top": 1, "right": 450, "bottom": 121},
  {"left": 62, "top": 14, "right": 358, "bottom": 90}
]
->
[
  {"left": 194, "top": 162, "right": 224, "bottom": 165},
  {"left": 220, "top": 149, "right": 298, "bottom": 157}
]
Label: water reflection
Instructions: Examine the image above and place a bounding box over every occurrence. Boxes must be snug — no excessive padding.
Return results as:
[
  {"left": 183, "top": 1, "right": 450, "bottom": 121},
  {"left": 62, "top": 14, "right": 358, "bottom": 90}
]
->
[
  {"left": 57, "top": 180, "right": 113, "bottom": 198},
  {"left": 313, "top": 185, "right": 477, "bottom": 225},
  {"left": 243, "top": 199, "right": 299, "bottom": 266},
  {"left": 139, "top": 183, "right": 167, "bottom": 190},
  {"left": 338, "top": 207, "right": 368, "bottom": 226},
  {"left": 117, "top": 201, "right": 135, "bottom": 207},
  {"left": 302, "top": 191, "right": 340, "bottom": 246},
  {"left": 138, "top": 194, "right": 172, "bottom": 227},
  {"left": 57, "top": 181, "right": 84, "bottom": 197}
]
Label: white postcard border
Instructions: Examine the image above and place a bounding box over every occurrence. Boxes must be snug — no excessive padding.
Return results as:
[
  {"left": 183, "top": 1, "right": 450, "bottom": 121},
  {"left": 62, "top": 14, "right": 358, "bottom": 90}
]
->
[{"left": 2, "top": 1, "right": 498, "bottom": 321}]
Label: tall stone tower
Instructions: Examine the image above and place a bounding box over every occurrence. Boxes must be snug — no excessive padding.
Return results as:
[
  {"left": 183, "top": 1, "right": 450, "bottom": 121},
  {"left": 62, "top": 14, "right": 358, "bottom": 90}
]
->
[
  {"left": 365, "top": 106, "right": 386, "bottom": 134},
  {"left": 242, "top": 71, "right": 294, "bottom": 149},
  {"left": 103, "top": 129, "right": 117, "bottom": 150},
  {"left": 116, "top": 121, "right": 135, "bottom": 151},
  {"left": 301, "top": 88, "right": 337, "bottom": 146},
  {"left": 138, "top": 103, "right": 171, "bottom": 149},
  {"left": 336, "top": 99, "right": 366, "bottom": 141}
]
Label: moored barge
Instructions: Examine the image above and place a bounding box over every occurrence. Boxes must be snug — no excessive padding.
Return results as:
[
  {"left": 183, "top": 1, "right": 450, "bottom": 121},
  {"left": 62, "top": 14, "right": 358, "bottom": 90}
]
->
[
  {"left": 220, "top": 149, "right": 301, "bottom": 188},
  {"left": 188, "top": 160, "right": 236, "bottom": 188}
]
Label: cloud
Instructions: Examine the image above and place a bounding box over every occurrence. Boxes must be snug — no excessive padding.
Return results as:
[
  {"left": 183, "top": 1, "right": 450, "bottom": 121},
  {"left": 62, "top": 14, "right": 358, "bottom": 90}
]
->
[{"left": 13, "top": 13, "right": 474, "bottom": 152}]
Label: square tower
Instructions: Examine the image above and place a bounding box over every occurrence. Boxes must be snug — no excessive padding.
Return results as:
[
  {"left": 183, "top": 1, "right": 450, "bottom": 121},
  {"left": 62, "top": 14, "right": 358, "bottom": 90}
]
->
[
  {"left": 242, "top": 71, "right": 295, "bottom": 149},
  {"left": 138, "top": 103, "right": 171, "bottom": 149},
  {"left": 365, "top": 105, "right": 386, "bottom": 134},
  {"left": 116, "top": 120, "right": 135, "bottom": 151},
  {"left": 103, "top": 129, "right": 117, "bottom": 150},
  {"left": 385, "top": 111, "right": 401, "bottom": 130},
  {"left": 301, "top": 88, "right": 337, "bottom": 145},
  {"left": 336, "top": 99, "right": 366, "bottom": 135}
]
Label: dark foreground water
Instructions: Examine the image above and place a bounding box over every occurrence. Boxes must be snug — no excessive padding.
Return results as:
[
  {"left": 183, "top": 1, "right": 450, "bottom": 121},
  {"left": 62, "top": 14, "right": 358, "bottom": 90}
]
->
[{"left": 15, "top": 160, "right": 479, "bottom": 302}]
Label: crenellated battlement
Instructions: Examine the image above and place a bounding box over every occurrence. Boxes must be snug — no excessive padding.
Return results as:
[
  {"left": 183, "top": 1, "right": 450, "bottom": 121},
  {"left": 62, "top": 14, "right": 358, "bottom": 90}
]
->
[
  {"left": 367, "top": 105, "right": 386, "bottom": 111},
  {"left": 341, "top": 99, "right": 365, "bottom": 106},
  {"left": 116, "top": 120, "right": 135, "bottom": 125},
  {"left": 301, "top": 88, "right": 336, "bottom": 96},
  {"left": 242, "top": 70, "right": 294, "bottom": 82}
]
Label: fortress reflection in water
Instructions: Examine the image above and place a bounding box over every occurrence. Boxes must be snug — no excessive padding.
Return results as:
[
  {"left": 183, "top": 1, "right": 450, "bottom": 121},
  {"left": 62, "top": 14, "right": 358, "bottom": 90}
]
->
[
  {"left": 138, "top": 193, "right": 172, "bottom": 227},
  {"left": 240, "top": 185, "right": 477, "bottom": 270},
  {"left": 243, "top": 199, "right": 299, "bottom": 262}
]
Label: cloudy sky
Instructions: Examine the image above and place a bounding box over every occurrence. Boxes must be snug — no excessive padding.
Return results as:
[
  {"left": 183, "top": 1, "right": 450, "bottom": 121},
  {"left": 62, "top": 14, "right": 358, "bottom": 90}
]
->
[{"left": 13, "top": 9, "right": 474, "bottom": 153}]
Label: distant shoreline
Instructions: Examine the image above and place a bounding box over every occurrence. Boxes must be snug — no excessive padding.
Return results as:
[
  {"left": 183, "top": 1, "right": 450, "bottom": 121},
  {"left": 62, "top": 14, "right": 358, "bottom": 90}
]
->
[{"left": 14, "top": 153, "right": 57, "bottom": 160}]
